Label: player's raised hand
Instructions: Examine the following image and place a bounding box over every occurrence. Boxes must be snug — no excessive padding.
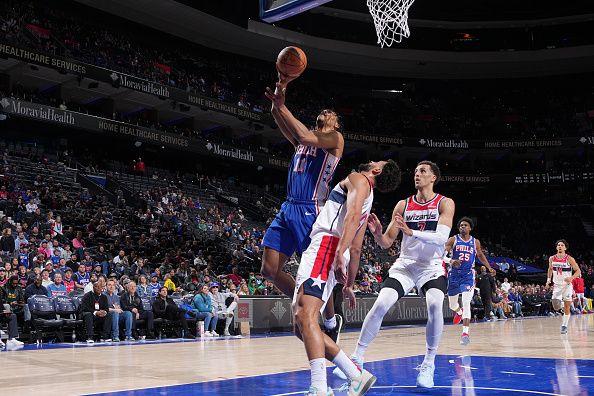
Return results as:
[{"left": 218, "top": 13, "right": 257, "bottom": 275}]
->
[
  {"left": 264, "top": 82, "right": 286, "bottom": 109},
  {"left": 367, "top": 213, "right": 383, "bottom": 238},
  {"left": 277, "top": 71, "right": 297, "bottom": 87},
  {"left": 334, "top": 253, "right": 347, "bottom": 285},
  {"left": 394, "top": 213, "right": 413, "bottom": 236},
  {"left": 343, "top": 285, "right": 357, "bottom": 310}
]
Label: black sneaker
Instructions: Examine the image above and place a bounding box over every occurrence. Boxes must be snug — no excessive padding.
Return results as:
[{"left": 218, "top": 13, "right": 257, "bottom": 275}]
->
[{"left": 324, "top": 314, "right": 343, "bottom": 344}]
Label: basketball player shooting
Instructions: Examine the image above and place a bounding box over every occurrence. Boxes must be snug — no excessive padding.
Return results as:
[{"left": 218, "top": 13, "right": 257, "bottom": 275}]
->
[
  {"left": 445, "top": 217, "right": 495, "bottom": 346},
  {"left": 292, "top": 160, "right": 401, "bottom": 396},
  {"left": 262, "top": 49, "right": 345, "bottom": 341},
  {"left": 546, "top": 239, "right": 580, "bottom": 334},
  {"left": 335, "top": 161, "right": 454, "bottom": 389}
]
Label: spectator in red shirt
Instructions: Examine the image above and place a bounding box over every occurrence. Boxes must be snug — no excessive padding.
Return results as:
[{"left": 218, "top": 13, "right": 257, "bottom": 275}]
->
[
  {"left": 227, "top": 266, "right": 243, "bottom": 287},
  {"left": 572, "top": 275, "right": 586, "bottom": 313}
]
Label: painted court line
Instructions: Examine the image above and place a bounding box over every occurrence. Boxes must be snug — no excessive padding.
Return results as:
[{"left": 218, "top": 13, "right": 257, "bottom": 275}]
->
[
  {"left": 500, "top": 371, "right": 536, "bottom": 376},
  {"left": 272, "top": 385, "right": 565, "bottom": 396}
]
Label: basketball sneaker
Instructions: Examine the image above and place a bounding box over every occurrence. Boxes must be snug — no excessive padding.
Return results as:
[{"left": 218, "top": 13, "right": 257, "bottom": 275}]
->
[
  {"left": 324, "top": 314, "right": 343, "bottom": 344},
  {"left": 560, "top": 325, "right": 568, "bottom": 334},
  {"left": 306, "top": 386, "right": 334, "bottom": 395},
  {"left": 0, "top": 339, "right": 4, "bottom": 349},
  {"left": 416, "top": 362, "right": 435, "bottom": 388},
  {"left": 347, "top": 369, "right": 376, "bottom": 396},
  {"left": 332, "top": 355, "right": 363, "bottom": 380},
  {"left": 460, "top": 333, "right": 470, "bottom": 345},
  {"left": 6, "top": 338, "right": 24, "bottom": 351},
  {"left": 453, "top": 309, "right": 463, "bottom": 325}
]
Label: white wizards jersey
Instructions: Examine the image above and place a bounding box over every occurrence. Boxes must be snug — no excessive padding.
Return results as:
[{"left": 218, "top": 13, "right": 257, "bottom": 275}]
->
[
  {"left": 310, "top": 176, "right": 374, "bottom": 239},
  {"left": 551, "top": 254, "right": 572, "bottom": 285},
  {"left": 400, "top": 194, "right": 447, "bottom": 262}
]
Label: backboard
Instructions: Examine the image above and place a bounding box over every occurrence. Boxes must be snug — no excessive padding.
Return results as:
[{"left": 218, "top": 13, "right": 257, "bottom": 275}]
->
[{"left": 259, "top": 0, "right": 333, "bottom": 23}]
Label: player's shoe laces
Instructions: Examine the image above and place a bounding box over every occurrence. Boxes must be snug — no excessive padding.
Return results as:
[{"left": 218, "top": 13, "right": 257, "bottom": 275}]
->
[
  {"left": 324, "top": 314, "right": 343, "bottom": 344},
  {"left": 560, "top": 325, "right": 568, "bottom": 334},
  {"left": 415, "top": 362, "right": 435, "bottom": 388},
  {"left": 453, "top": 309, "right": 463, "bottom": 325},
  {"left": 305, "top": 386, "right": 334, "bottom": 395},
  {"left": 332, "top": 355, "right": 363, "bottom": 380},
  {"left": 345, "top": 369, "right": 376, "bottom": 396},
  {"left": 460, "top": 333, "right": 470, "bottom": 345}
]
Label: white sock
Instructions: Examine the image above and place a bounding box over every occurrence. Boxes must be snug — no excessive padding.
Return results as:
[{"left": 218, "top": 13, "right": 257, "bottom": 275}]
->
[
  {"left": 462, "top": 326, "right": 469, "bottom": 334},
  {"left": 332, "top": 350, "right": 361, "bottom": 380},
  {"left": 355, "top": 287, "right": 400, "bottom": 361},
  {"left": 309, "top": 358, "right": 327, "bottom": 391},
  {"left": 424, "top": 288, "right": 444, "bottom": 366},
  {"left": 324, "top": 315, "right": 337, "bottom": 330},
  {"left": 562, "top": 314, "right": 570, "bottom": 326},
  {"left": 424, "top": 347, "right": 438, "bottom": 365}
]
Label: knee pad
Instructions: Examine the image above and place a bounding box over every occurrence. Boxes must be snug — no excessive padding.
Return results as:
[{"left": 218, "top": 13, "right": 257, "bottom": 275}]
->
[
  {"left": 552, "top": 299, "right": 562, "bottom": 311},
  {"left": 448, "top": 295, "right": 460, "bottom": 311}
]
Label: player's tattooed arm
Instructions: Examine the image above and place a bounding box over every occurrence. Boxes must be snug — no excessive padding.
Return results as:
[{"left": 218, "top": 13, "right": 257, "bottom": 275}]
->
[
  {"left": 546, "top": 256, "right": 553, "bottom": 287},
  {"left": 567, "top": 256, "right": 581, "bottom": 284}
]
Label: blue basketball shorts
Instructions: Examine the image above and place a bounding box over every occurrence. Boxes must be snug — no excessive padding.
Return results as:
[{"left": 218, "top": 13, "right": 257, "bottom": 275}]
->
[
  {"left": 447, "top": 270, "right": 475, "bottom": 296},
  {"left": 262, "top": 200, "right": 318, "bottom": 257}
]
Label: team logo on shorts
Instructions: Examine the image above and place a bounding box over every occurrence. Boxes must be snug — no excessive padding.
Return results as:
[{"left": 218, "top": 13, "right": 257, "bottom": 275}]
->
[{"left": 465, "top": 285, "right": 471, "bottom": 290}]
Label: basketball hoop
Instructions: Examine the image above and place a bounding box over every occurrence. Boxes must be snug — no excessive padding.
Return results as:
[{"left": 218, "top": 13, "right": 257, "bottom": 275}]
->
[{"left": 367, "top": 0, "right": 415, "bottom": 48}]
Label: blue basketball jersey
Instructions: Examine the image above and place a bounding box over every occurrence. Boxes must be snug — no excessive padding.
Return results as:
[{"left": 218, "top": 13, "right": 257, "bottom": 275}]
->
[
  {"left": 451, "top": 235, "right": 477, "bottom": 274},
  {"left": 286, "top": 145, "right": 339, "bottom": 203}
]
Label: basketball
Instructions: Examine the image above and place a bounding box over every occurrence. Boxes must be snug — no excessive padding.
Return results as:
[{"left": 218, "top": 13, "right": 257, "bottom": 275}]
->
[{"left": 276, "top": 46, "right": 307, "bottom": 77}]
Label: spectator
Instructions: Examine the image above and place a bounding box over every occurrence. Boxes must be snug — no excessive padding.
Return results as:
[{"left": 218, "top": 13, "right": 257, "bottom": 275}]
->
[
  {"left": 0, "top": 267, "right": 6, "bottom": 287},
  {"left": 507, "top": 287, "right": 523, "bottom": 317},
  {"left": 501, "top": 278, "right": 511, "bottom": 293},
  {"left": 72, "top": 231, "right": 86, "bottom": 259},
  {"left": 149, "top": 273, "right": 161, "bottom": 298},
  {"left": 227, "top": 266, "right": 243, "bottom": 287},
  {"left": 4, "top": 275, "right": 25, "bottom": 318},
  {"left": 121, "top": 281, "right": 155, "bottom": 339},
  {"left": 73, "top": 264, "right": 90, "bottom": 290},
  {"left": 41, "top": 269, "right": 53, "bottom": 288},
  {"left": 80, "top": 281, "right": 112, "bottom": 343},
  {"left": 24, "top": 274, "right": 48, "bottom": 302},
  {"left": 104, "top": 279, "right": 133, "bottom": 342},
  {"left": 0, "top": 228, "right": 14, "bottom": 256},
  {"left": 83, "top": 273, "right": 101, "bottom": 294},
  {"left": 137, "top": 275, "right": 151, "bottom": 298},
  {"left": 0, "top": 284, "right": 24, "bottom": 350},
  {"left": 46, "top": 273, "right": 67, "bottom": 297},
  {"left": 209, "top": 282, "right": 238, "bottom": 336},
  {"left": 192, "top": 284, "right": 217, "bottom": 336},
  {"left": 152, "top": 286, "right": 194, "bottom": 339},
  {"left": 62, "top": 268, "right": 75, "bottom": 294}
]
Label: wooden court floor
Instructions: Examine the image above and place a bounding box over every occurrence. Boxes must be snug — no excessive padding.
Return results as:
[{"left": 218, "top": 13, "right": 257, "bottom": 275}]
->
[{"left": 1, "top": 315, "right": 592, "bottom": 395}]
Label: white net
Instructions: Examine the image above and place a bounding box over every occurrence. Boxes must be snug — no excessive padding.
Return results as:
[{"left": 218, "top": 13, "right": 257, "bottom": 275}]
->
[{"left": 367, "top": 0, "right": 415, "bottom": 48}]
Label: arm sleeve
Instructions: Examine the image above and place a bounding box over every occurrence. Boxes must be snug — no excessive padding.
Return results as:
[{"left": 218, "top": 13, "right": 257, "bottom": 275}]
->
[{"left": 411, "top": 224, "right": 451, "bottom": 247}]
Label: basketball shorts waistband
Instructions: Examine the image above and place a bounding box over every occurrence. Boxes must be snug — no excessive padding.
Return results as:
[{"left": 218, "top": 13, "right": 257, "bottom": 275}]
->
[{"left": 285, "top": 197, "right": 319, "bottom": 205}]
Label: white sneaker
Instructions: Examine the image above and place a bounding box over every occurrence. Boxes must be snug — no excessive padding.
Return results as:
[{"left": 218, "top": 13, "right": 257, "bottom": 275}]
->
[
  {"left": 211, "top": 331, "right": 219, "bottom": 337},
  {"left": 6, "top": 339, "right": 24, "bottom": 351},
  {"left": 204, "top": 331, "right": 213, "bottom": 337},
  {"left": 333, "top": 355, "right": 363, "bottom": 380},
  {"left": 0, "top": 339, "right": 5, "bottom": 349},
  {"left": 416, "top": 362, "right": 435, "bottom": 388},
  {"left": 347, "top": 369, "right": 376, "bottom": 396},
  {"left": 87, "top": 339, "right": 95, "bottom": 344},
  {"left": 224, "top": 330, "right": 231, "bottom": 336}
]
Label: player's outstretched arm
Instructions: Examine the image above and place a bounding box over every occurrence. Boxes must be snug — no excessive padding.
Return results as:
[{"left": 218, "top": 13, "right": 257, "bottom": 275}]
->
[
  {"left": 265, "top": 82, "right": 298, "bottom": 147},
  {"left": 342, "top": 220, "right": 368, "bottom": 309},
  {"left": 567, "top": 256, "right": 581, "bottom": 283},
  {"left": 333, "top": 173, "right": 370, "bottom": 286},
  {"left": 475, "top": 239, "right": 495, "bottom": 275},
  {"left": 369, "top": 200, "right": 406, "bottom": 249},
  {"left": 394, "top": 198, "right": 455, "bottom": 246}
]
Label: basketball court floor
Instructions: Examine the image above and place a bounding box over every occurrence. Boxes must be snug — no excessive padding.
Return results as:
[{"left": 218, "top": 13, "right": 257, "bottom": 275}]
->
[{"left": 2, "top": 315, "right": 592, "bottom": 395}]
